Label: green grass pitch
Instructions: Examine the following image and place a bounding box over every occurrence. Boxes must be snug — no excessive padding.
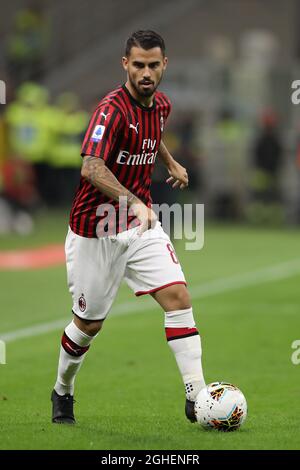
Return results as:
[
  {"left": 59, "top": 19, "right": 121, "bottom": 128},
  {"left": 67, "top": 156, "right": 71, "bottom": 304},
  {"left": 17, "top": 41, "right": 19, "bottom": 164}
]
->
[{"left": 0, "top": 212, "right": 299, "bottom": 450}]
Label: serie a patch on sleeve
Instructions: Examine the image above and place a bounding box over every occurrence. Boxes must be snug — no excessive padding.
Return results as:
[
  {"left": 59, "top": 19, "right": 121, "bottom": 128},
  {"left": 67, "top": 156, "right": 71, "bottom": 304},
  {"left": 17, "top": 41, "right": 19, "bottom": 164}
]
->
[{"left": 91, "top": 125, "right": 106, "bottom": 142}]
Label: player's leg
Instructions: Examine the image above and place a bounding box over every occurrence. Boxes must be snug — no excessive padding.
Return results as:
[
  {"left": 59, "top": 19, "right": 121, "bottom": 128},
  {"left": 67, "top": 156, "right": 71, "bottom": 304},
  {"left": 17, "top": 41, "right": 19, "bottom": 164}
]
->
[
  {"left": 53, "top": 317, "right": 103, "bottom": 395},
  {"left": 52, "top": 229, "right": 127, "bottom": 424},
  {"left": 52, "top": 316, "right": 103, "bottom": 424},
  {"left": 151, "top": 284, "right": 205, "bottom": 422},
  {"left": 124, "top": 224, "right": 205, "bottom": 422}
]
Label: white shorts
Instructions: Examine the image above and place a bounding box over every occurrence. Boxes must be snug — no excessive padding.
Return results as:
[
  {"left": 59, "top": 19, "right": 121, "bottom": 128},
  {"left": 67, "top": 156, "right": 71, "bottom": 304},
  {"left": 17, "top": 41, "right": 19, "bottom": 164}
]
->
[{"left": 65, "top": 222, "right": 186, "bottom": 320}]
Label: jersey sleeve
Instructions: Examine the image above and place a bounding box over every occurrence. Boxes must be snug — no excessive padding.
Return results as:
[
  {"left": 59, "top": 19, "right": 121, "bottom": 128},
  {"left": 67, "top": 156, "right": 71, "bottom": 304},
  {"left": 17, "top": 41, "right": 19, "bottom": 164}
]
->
[{"left": 81, "top": 103, "right": 123, "bottom": 162}]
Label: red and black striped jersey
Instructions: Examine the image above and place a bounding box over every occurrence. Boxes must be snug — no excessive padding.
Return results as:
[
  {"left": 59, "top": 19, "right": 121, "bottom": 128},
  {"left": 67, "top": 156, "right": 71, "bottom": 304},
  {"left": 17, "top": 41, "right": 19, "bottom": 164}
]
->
[{"left": 70, "top": 84, "right": 171, "bottom": 237}]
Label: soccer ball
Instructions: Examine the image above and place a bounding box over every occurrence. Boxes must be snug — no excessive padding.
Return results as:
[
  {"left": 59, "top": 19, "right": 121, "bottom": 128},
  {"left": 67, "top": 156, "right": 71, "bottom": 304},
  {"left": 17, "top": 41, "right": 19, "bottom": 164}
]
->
[{"left": 194, "top": 382, "right": 247, "bottom": 432}]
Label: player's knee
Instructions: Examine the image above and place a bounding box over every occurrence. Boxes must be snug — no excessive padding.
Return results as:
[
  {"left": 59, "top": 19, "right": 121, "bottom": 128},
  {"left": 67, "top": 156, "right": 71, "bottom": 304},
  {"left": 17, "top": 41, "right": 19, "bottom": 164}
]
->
[
  {"left": 162, "top": 285, "right": 191, "bottom": 310},
  {"left": 74, "top": 316, "right": 104, "bottom": 336},
  {"left": 172, "top": 287, "right": 191, "bottom": 310}
]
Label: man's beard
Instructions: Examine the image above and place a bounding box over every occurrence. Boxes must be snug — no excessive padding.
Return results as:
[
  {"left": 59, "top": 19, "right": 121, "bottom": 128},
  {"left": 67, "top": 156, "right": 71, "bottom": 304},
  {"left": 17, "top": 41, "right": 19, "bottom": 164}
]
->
[{"left": 129, "top": 74, "right": 162, "bottom": 98}]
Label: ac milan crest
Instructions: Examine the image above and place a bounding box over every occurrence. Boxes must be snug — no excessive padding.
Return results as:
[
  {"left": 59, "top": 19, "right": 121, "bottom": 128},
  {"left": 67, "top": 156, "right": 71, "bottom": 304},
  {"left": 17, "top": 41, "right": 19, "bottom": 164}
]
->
[{"left": 78, "top": 294, "right": 86, "bottom": 312}]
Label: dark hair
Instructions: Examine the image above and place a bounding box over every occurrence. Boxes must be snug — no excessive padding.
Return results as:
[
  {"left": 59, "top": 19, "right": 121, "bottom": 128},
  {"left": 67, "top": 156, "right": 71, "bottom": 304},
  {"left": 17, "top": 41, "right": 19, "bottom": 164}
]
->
[{"left": 125, "top": 30, "right": 166, "bottom": 57}]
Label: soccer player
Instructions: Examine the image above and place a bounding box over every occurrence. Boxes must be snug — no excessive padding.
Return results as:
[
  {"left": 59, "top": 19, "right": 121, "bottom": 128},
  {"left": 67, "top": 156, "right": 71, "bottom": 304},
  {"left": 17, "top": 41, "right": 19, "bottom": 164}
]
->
[{"left": 51, "top": 30, "right": 205, "bottom": 424}]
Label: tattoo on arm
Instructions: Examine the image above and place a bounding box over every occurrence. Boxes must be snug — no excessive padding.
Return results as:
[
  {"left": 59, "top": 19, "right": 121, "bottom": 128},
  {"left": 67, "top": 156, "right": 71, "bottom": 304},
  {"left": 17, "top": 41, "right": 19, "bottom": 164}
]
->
[{"left": 81, "top": 156, "right": 141, "bottom": 206}]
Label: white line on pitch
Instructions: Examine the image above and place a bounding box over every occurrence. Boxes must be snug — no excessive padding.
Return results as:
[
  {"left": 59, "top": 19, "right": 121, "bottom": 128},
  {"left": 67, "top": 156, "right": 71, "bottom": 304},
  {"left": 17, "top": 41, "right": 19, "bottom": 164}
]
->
[{"left": 1, "top": 258, "right": 300, "bottom": 343}]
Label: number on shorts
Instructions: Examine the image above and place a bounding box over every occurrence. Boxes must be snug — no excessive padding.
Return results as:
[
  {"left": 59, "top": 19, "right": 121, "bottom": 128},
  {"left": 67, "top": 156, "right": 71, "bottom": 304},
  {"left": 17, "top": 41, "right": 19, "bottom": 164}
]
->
[{"left": 166, "top": 243, "right": 179, "bottom": 264}]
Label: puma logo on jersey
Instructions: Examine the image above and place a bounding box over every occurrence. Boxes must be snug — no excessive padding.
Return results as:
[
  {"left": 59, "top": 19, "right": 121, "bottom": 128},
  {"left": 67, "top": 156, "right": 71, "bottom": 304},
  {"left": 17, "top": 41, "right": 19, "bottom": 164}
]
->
[
  {"left": 100, "top": 112, "right": 110, "bottom": 120},
  {"left": 129, "top": 122, "right": 139, "bottom": 134}
]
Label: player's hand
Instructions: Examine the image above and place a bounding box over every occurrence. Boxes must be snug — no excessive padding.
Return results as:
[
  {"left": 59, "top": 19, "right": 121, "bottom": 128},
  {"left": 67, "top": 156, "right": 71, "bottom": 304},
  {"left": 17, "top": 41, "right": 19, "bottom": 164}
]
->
[
  {"left": 130, "top": 202, "right": 158, "bottom": 235},
  {"left": 166, "top": 161, "right": 189, "bottom": 189}
]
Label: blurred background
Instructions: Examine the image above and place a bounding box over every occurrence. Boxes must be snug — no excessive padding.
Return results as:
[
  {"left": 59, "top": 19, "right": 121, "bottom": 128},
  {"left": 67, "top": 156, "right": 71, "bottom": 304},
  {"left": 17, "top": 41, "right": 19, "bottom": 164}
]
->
[{"left": 1, "top": 0, "right": 300, "bottom": 235}]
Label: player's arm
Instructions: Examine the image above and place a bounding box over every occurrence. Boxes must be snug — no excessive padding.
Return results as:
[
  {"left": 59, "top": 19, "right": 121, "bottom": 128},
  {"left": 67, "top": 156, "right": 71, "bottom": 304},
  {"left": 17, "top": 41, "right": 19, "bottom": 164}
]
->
[
  {"left": 159, "top": 140, "right": 189, "bottom": 189},
  {"left": 81, "top": 156, "right": 157, "bottom": 233}
]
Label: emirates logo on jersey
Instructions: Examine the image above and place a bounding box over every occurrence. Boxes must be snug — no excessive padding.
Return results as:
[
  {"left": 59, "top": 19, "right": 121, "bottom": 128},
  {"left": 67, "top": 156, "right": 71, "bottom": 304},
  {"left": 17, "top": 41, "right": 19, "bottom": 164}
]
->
[
  {"left": 116, "top": 138, "right": 158, "bottom": 165},
  {"left": 117, "top": 150, "right": 157, "bottom": 165}
]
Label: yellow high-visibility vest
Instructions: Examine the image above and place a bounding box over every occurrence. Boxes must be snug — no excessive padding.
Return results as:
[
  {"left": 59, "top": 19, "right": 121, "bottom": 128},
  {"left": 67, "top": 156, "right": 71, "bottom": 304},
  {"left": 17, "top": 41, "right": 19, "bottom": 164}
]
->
[
  {"left": 48, "top": 108, "right": 88, "bottom": 168},
  {"left": 6, "top": 102, "right": 55, "bottom": 163}
]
